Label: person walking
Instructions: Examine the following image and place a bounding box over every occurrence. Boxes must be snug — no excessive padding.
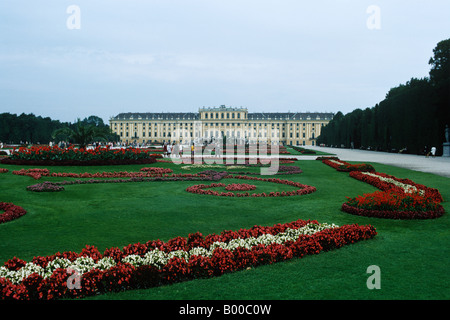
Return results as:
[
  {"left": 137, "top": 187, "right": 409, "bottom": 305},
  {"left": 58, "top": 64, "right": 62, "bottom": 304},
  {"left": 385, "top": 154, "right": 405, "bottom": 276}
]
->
[
  {"left": 167, "top": 143, "right": 172, "bottom": 158},
  {"left": 430, "top": 146, "right": 436, "bottom": 158},
  {"left": 163, "top": 142, "right": 167, "bottom": 157}
]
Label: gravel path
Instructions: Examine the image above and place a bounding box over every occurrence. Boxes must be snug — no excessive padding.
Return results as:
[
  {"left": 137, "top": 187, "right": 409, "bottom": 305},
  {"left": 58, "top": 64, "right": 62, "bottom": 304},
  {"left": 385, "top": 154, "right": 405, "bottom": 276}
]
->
[{"left": 298, "top": 146, "right": 450, "bottom": 178}]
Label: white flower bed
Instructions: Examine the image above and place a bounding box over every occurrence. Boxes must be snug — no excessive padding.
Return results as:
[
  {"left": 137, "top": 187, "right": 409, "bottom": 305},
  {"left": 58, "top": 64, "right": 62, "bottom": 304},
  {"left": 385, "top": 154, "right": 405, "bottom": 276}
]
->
[
  {"left": 0, "top": 222, "right": 337, "bottom": 284},
  {"left": 361, "top": 172, "right": 425, "bottom": 196}
]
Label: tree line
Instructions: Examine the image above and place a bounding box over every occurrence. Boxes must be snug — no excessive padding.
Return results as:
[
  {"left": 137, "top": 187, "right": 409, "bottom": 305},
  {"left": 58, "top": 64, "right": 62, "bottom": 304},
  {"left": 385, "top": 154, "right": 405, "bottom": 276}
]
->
[
  {"left": 0, "top": 114, "right": 118, "bottom": 146},
  {"left": 317, "top": 38, "right": 450, "bottom": 155}
]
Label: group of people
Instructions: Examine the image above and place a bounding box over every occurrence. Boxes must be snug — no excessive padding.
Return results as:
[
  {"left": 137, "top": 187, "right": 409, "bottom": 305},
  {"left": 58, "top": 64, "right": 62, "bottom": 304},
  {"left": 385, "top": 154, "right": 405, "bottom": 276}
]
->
[{"left": 163, "top": 142, "right": 195, "bottom": 158}]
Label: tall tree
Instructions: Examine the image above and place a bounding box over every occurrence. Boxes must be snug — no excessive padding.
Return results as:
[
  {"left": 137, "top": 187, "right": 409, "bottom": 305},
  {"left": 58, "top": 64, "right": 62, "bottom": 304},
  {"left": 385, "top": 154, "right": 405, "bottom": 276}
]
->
[{"left": 52, "top": 120, "right": 112, "bottom": 149}]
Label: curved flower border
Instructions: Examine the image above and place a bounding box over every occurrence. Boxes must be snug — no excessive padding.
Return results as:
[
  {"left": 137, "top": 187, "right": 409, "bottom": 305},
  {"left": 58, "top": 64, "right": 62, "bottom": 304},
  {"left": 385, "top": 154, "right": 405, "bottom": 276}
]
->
[
  {"left": 0, "top": 202, "right": 27, "bottom": 224},
  {"left": 186, "top": 176, "right": 316, "bottom": 197},
  {"left": 320, "top": 158, "right": 445, "bottom": 219},
  {"left": 322, "top": 159, "right": 375, "bottom": 172},
  {"left": 341, "top": 167, "right": 443, "bottom": 219},
  {"left": 0, "top": 219, "right": 376, "bottom": 300}
]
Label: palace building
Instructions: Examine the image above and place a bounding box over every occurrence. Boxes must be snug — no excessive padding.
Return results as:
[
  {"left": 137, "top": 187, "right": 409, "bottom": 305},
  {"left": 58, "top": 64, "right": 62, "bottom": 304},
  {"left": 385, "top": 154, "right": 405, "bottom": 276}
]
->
[{"left": 109, "top": 105, "right": 333, "bottom": 146}]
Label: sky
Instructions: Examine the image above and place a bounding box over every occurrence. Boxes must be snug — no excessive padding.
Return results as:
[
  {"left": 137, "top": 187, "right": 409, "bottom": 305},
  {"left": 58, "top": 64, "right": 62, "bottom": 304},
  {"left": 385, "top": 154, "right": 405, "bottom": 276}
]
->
[{"left": 0, "top": 0, "right": 449, "bottom": 124}]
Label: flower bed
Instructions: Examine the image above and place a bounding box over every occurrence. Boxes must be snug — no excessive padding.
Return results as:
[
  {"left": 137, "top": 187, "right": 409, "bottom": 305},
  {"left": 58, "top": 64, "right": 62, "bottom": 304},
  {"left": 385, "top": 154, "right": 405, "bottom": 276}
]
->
[
  {"left": 0, "top": 168, "right": 8, "bottom": 173},
  {"left": 26, "top": 171, "right": 231, "bottom": 192},
  {"left": 26, "top": 182, "right": 65, "bottom": 193},
  {"left": 0, "top": 219, "right": 376, "bottom": 300},
  {"left": 1, "top": 146, "right": 157, "bottom": 166},
  {"left": 225, "top": 183, "right": 256, "bottom": 191},
  {"left": 0, "top": 202, "right": 27, "bottom": 224},
  {"left": 349, "top": 171, "right": 443, "bottom": 203},
  {"left": 292, "top": 146, "right": 316, "bottom": 154},
  {"left": 13, "top": 167, "right": 173, "bottom": 180},
  {"left": 186, "top": 176, "right": 316, "bottom": 197},
  {"left": 342, "top": 171, "right": 445, "bottom": 219},
  {"left": 322, "top": 158, "right": 375, "bottom": 172}
]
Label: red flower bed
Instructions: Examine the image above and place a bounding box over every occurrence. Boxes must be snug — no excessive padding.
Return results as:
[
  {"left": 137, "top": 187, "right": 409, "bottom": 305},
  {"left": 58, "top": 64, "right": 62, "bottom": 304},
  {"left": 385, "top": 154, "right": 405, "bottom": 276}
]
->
[
  {"left": 341, "top": 202, "right": 445, "bottom": 219},
  {"left": 13, "top": 167, "right": 173, "bottom": 180},
  {"left": 0, "top": 202, "right": 27, "bottom": 224},
  {"left": 349, "top": 171, "right": 443, "bottom": 203},
  {"left": 186, "top": 175, "right": 316, "bottom": 197},
  {"left": 1, "top": 158, "right": 157, "bottom": 166},
  {"left": 0, "top": 168, "right": 8, "bottom": 173},
  {"left": 0, "top": 219, "right": 377, "bottom": 300},
  {"left": 1, "top": 146, "right": 158, "bottom": 166},
  {"left": 343, "top": 171, "right": 445, "bottom": 219},
  {"left": 225, "top": 183, "right": 256, "bottom": 191}
]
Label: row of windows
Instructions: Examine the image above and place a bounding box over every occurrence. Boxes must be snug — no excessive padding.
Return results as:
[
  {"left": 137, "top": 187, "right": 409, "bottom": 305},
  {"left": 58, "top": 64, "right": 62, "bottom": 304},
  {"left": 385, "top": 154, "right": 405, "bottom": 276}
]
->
[
  {"left": 203, "top": 112, "right": 243, "bottom": 119},
  {"left": 119, "top": 131, "right": 315, "bottom": 139},
  {"left": 113, "top": 122, "right": 322, "bottom": 127}
]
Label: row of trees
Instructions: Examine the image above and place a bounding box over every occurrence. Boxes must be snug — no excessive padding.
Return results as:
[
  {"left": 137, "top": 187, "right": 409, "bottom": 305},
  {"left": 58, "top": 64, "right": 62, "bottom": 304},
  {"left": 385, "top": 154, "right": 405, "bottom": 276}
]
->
[
  {"left": 317, "top": 39, "right": 450, "bottom": 155},
  {"left": 0, "top": 114, "right": 119, "bottom": 148}
]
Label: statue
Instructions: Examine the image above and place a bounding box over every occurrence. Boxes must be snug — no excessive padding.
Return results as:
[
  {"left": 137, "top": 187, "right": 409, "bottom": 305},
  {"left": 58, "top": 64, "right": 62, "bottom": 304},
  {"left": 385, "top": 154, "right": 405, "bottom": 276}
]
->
[
  {"left": 443, "top": 124, "right": 450, "bottom": 157},
  {"left": 446, "top": 125, "right": 449, "bottom": 143}
]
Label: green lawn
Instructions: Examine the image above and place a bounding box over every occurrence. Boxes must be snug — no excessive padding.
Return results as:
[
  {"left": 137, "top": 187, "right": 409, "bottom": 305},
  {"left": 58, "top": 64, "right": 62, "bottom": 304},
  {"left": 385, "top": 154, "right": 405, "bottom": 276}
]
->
[{"left": 0, "top": 159, "right": 449, "bottom": 300}]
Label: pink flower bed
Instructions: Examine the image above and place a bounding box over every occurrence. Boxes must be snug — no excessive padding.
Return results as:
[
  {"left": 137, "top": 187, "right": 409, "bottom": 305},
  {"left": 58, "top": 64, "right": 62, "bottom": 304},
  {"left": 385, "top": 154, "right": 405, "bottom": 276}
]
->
[
  {"left": 0, "top": 168, "right": 8, "bottom": 173},
  {"left": 0, "top": 219, "right": 376, "bottom": 300}
]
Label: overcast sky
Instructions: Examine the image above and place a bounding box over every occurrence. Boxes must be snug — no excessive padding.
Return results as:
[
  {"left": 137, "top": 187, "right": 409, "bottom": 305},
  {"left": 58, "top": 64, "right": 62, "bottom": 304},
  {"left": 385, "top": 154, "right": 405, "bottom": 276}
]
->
[{"left": 0, "top": 0, "right": 449, "bottom": 123}]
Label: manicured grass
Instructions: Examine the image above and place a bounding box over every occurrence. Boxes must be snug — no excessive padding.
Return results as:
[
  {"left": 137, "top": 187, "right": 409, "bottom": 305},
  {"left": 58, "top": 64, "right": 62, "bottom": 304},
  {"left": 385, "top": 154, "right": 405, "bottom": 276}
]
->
[{"left": 0, "top": 159, "right": 449, "bottom": 300}]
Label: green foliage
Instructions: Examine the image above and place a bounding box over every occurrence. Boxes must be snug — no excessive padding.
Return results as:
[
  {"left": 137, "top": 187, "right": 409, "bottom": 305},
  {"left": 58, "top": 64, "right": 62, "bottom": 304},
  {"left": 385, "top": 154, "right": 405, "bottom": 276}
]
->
[{"left": 0, "top": 114, "right": 118, "bottom": 146}]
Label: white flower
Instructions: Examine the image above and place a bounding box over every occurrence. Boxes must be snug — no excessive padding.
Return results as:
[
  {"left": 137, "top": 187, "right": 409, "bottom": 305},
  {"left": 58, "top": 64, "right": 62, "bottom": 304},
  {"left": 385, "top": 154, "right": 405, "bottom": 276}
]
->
[
  {"left": 0, "top": 222, "right": 340, "bottom": 284},
  {"left": 142, "top": 249, "right": 169, "bottom": 269},
  {"left": 121, "top": 254, "right": 143, "bottom": 267},
  {"left": 94, "top": 257, "right": 116, "bottom": 270}
]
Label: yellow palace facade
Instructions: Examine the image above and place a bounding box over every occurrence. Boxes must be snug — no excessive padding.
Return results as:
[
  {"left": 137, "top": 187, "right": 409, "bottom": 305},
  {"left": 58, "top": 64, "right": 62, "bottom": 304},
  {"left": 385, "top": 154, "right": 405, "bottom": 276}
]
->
[{"left": 109, "top": 105, "right": 333, "bottom": 146}]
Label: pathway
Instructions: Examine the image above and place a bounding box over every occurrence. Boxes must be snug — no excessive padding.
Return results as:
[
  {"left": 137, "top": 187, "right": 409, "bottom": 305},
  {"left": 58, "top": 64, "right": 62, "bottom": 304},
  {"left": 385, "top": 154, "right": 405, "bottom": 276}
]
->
[{"left": 297, "top": 146, "right": 450, "bottom": 178}]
